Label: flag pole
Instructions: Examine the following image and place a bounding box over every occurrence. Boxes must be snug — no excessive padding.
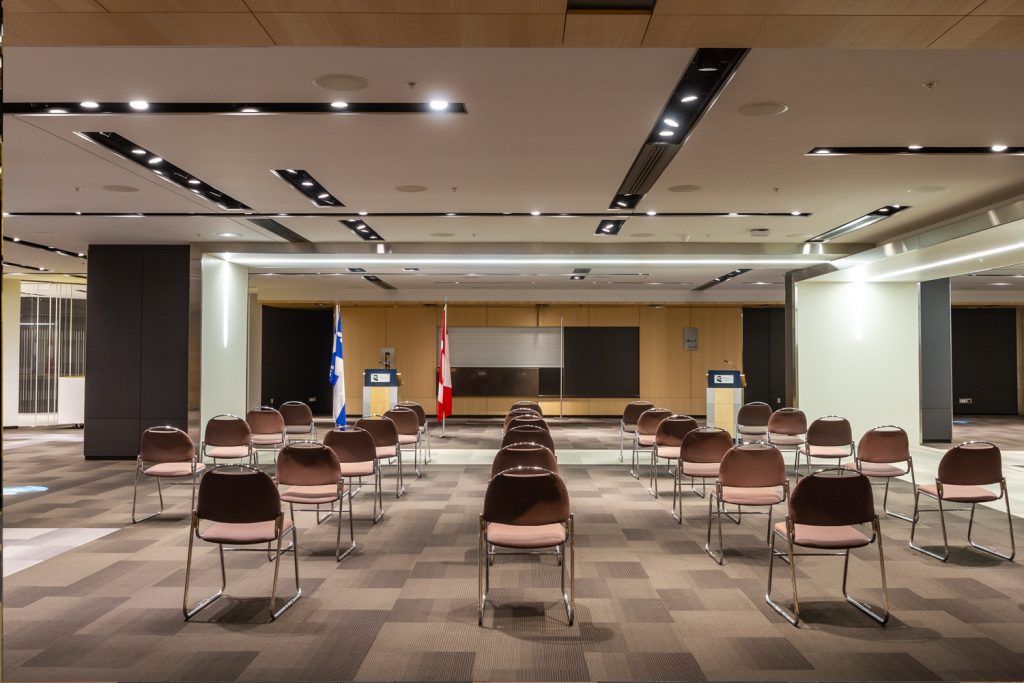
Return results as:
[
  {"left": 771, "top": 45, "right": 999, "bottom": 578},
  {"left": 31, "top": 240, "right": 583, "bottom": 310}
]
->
[{"left": 442, "top": 296, "right": 448, "bottom": 438}]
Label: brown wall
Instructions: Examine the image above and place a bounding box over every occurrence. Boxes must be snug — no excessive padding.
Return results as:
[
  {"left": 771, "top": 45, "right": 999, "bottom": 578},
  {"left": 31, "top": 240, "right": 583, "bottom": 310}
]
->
[{"left": 338, "top": 304, "right": 742, "bottom": 417}]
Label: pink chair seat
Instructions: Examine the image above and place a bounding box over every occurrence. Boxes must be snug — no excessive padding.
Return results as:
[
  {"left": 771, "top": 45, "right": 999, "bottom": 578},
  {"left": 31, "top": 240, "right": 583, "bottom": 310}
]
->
[
  {"left": 737, "top": 425, "right": 767, "bottom": 435},
  {"left": 845, "top": 462, "right": 906, "bottom": 477},
  {"left": 206, "top": 445, "right": 250, "bottom": 459},
  {"left": 280, "top": 484, "right": 345, "bottom": 505},
  {"left": 682, "top": 461, "right": 720, "bottom": 477},
  {"left": 251, "top": 433, "right": 284, "bottom": 445},
  {"left": 486, "top": 522, "right": 566, "bottom": 549},
  {"left": 285, "top": 424, "right": 314, "bottom": 434},
  {"left": 721, "top": 485, "right": 784, "bottom": 506},
  {"left": 776, "top": 521, "right": 872, "bottom": 549},
  {"left": 636, "top": 434, "right": 656, "bottom": 447},
  {"left": 199, "top": 518, "right": 294, "bottom": 545},
  {"left": 375, "top": 446, "right": 397, "bottom": 458},
  {"left": 655, "top": 445, "right": 681, "bottom": 458},
  {"left": 801, "top": 444, "right": 850, "bottom": 457},
  {"left": 622, "top": 424, "right": 637, "bottom": 433},
  {"left": 919, "top": 483, "right": 999, "bottom": 503},
  {"left": 398, "top": 434, "right": 419, "bottom": 445},
  {"left": 769, "top": 434, "right": 805, "bottom": 446},
  {"left": 143, "top": 461, "right": 205, "bottom": 477},
  {"left": 339, "top": 461, "right": 375, "bottom": 477}
]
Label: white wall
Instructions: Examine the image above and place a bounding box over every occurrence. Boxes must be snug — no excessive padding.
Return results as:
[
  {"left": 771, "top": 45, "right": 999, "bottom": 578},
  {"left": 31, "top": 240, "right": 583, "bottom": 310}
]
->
[
  {"left": 795, "top": 281, "right": 921, "bottom": 443},
  {"left": 200, "top": 256, "right": 249, "bottom": 431},
  {"left": 2, "top": 277, "right": 22, "bottom": 427},
  {"left": 247, "top": 290, "right": 262, "bottom": 411}
]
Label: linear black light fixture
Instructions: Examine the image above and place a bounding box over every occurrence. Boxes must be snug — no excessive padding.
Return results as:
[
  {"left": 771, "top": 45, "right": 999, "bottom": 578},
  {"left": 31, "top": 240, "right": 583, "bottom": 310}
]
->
[
  {"left": 570, "top": 267, "right": 591, "bottom": 281},
  {"left": 5, "top": 210, "right": 810, "bottom": 219},
  {"left": 246, "top": 218, "right": 311, "bottom": 243},
  {"left": 693, "top": 268, "right": 752, "bottom": 291},
  {"left": 595, "top": 219, "right": 626, "bottom": 236},
  {"left": 272, "top": 169, "right": 344, "bottom": 207},
  {"left": 77, "top": 132, "right": 250, "bottom": 210},
  {"left": 10, "top": 101, "right": 468, "bottom": 116},
  {"left": 2, "top": 260, "right": 50, "bottom": 272},
  {"left": 609, "top": 48, "right": 749, "bottom": 211},
  {"left": 806, "top": 205, "right": 910, "bottom": 243},
  {"left": 807, "top": 145, "right": 1022, "bottom": 156},
  {"left": 342, "top": 219, "right": 385, "bottom": 241},
  {"left": 4, "top": 236, "right": 86, "bottom": 259},
  {"left": 363, "top": 275, "right": 396, "bottom": 290}
]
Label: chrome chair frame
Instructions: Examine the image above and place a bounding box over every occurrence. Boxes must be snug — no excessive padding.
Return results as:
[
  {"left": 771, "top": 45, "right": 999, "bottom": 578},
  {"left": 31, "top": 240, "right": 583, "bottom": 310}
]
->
[
  {"left": 850, "top": 426, "right": 917, "bottom": 522},
  {"left": 705, "top": 477, "right": 789, "bottom": 564},
  {"left": 280, "top": 401, "right": 317, "bottom": 445},
  {"left": 359, "top": 414, "right": 406, "bottom": 499},
  {"left": 200, "top": 414, "right": 254, "bottom": 466},
  {"left": 794, "top": 415, "right": 854, "bottom": 479},
  {"left": 132, "top": 455, "right": 203, "bottom": 524}
]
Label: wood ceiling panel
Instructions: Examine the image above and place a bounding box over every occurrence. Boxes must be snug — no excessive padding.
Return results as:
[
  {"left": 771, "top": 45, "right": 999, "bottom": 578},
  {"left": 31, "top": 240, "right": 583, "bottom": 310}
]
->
[
  {"left": 970, "top": 0, "right": 1024, "bottom": 14},
  {"left": 96, "top": 0, "right": 252, "bottom": 11},
  {"left": 563, "top": 10, "right": 651, "bottom": 47},
  {"left": 643, "top": 14, "right": 959, "bottom": 48},
  {"left": 929, "top": 16, "right": 1024, "bottom": 46},
  {"left": 6, "top": 0, "right": 106, "bottom": 11},
  {"left": 5, "top": 12, "right": 275, "bottom": 45},
  {"left": 654, "top": 0, "right": 983, "bottom": 15},
  {"left": 256, "top": 11, "right": 564, "bottom": 46},
  {"left": 243, "top": 0, "right": 563, "bottom": 13}
]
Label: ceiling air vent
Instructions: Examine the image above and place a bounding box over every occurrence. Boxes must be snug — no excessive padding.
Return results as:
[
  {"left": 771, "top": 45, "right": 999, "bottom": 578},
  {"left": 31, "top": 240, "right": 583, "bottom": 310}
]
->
[{"left": 617, "top": 144, "right": 675, "bottom": 196}]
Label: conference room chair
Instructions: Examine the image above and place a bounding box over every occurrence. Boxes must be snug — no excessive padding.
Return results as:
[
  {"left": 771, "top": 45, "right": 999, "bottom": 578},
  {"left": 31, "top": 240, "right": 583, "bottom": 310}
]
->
[
  {"left": 490, "top": 444, "right": 558, "bottom": 478},
  {"left": 506, "top": 414, "right": 548, "bottom": 433},
  {"left": 620, "top": 400, "right": 654, "bottom": 463},
  {"left": 794, "top": 415, "right": 855, "bottom": 479},
  {"left": 909, "top": 441, "right": 1015, "bottom": 562},
  {"left": 510, "top": 400, "right": 543, "bottom": 415},
  {"left": 650, "top": 414, "right": 699, "bottom": 499},
  {"left": 355, "top": 415, "right": 406, "bottom": 498},
  {"left": 183, "top": 464, "right": 300, "bottom": 622},
  {"left": 631, "top": 407, "right": 672, "bottom": 479},
  {"left": 673, "top": 426, "right": 733, "bottom": 523},
  {"left": 766, "top": 470, "right": 889, "bottom": 627},
  {"left": 276, "top": 442, "right": 354, "bottom": 562},
  {"left": 200, "top": 414, "right": 253, "bottom": 465},
  {"left": 736, "top": 401, "right": 773, "bottom": 444},
  {"left": 280, "top": 401, "right": 316, "bottom": 443},
  {"left": 479, "top": 466, "right": 574, "bottom": 626},
  {"left": 845, "top": 425, "right": 916, "bottom": 522},
  {"left": 766, "top": 407, "right": 807, "bottom": 464},
  {"left": 324, "top": 426, "right": 384, "bottom": 523},
  {"left": 706, "top": 443, "right": 789, "bottom": 564},
  {"left": 132, "top": 426, "right": 205, "bottom": 523},
  {"left": 385, "top": 406, "right": 424, "bottom": 478},
  {"left": 503, "top": 407, "right": 542, "bottom": 432},
  {"left": 397, "top": 401, "right": 431, "bottom": 463},
  {"left": 246, "top": 406, "right": 287, "bottom": 467},
  {"left": 500, "top": 424, "right": 556, "bottom": 454}
]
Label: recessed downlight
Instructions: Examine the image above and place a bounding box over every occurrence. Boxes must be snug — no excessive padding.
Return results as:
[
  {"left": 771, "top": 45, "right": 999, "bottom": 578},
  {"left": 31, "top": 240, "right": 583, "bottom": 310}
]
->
[
  {"left": 240, "top": 107, "right": 259, "bottom": 113},
  {"left": 148, "top": 156, "right": 163, "bottom": 165},
  {"left": 663, "top": 118, "right": 679, "bottom": 127},
  {"left": 128, "top": 100, "right": 149, "bottom": 110},
  {"left": 992, "top": 144, "right": 1008, "bottom": 152},
  {"left": 429, "top": 100, "right": 450, "bottom": 111},
  {"left": 330, "top": 101, "right": 349, "bottom": 109},
  {"left": 791, "top": 210, "right": 802, "bottom": 216},
  {"left": 530, "top": 211, "right": 541, "bottom": 216},
  {"left": 218, "top": 232, "right": 241, "bottom": 238},
  {"left": 680, "top": 95, "right": 699, "bottom": 103},
  {"left": 48, "top": 108, "right": 68, "bottom": 114},
  {"left": 80, "top": 101, "right": 99, "bottom": 109},
  {"left": 273, "top": 169, "right": 343, "bottom": 207},
  {"left": 814, "top": 149, "right": 831, "bottom": 154},
  {"left": 358, "top": 211, "right": 368, "bottom": 216},
  {"left": 646, "top": 211, "right": 657, "bottom": 216},
  {"left": 188, "top": 179, "right": 201, "bottom": 185},
  {"left": 659, "top": 130, "right": 674, "bottom": 137},
  {"left": 908, "top": 145, "right": 923, "bottom": 150}
]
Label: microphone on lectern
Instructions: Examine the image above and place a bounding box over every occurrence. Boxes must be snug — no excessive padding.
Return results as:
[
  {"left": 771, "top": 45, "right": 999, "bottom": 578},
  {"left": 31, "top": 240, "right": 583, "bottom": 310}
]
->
[{"left": 723, "top": 360, "right": 747, "bottom": 388}]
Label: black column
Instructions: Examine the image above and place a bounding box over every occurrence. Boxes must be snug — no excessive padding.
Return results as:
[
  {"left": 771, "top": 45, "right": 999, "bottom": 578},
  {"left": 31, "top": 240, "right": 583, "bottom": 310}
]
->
[
  {"left": 920, "top": 278, "right": 953, "bottom": 442},
  {"left": 84, "top": 245, "right": 190, "bottom": 459}
]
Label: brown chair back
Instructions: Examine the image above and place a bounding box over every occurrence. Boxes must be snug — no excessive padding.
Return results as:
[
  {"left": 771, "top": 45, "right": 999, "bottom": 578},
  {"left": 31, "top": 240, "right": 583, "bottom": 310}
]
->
[
  {"left": 510, "top": 401, "right": 543, "bottom": 416},
  {"left": 195, "top": 466, "right": 280, "bottom": 524},
  {"left": 501, "top": 424, "right": 556, "bottom": 453},
  {"left": 719, "top": 444, "right": 787, "bottom": 488},
  {"left": 737, "top": 401, "right": 772, "bottom": 428},
  {"left": 490, "top": 444, "right": 557, "bottom": 478},
  {"left": 323, "top": 427, "right": 377, "bottom": 464},
  {"left": 246, "top": 406, "right": 285, "bottom": 434},
  {"left": 482, "top": 468, "right": 570, "bottom": 526},
  {"left": 503, "top": 407, "right": 541, "bottom": 430},
  {"left": 636, "top": 407, "right": 672, "bottom": 437},
  {"left": 857, "top": 426, "right": 910, "bottom": 464},
  {"left": 204, "top": 414, "right": 251, "bottom": 447},
  {"left": 506, "top": 414, "right": 548, "bottom": 432},
  {"left": 767, "top": 407, "right": 807, "bottom": 436},
  {"left": 938, "top": 441, "right": 1003, "bottom": 486},
  {"left": 680, "top": 427, "right": 733, "bottom": 464},
  {"left": 384, "top": 406, "right": 420, "bottom": 437},
  {"left": 140, "top": 426, "right": 195, "bottom": 464},
  {"left": 655, "top": 415, "right": 699, "bottom": 447},
  {"left": 622, "top": 401, "right": 655, "bottom": 427},
  {"left": 397, "top": 401, "right": 427, "bottom": 427},
  {"left": 354, "top": 416, "right": 399, "bottom": 448},
  {"left": 806, "top": 415, "right": 853, "bottom": 447},
  {"left": 275, "top": 442, "right": 341, "bottom": 487},
  {"left": 788, "top": 470, "right": 874, "bottom": 526},
  {"left": 279, "top": 401, "right": 314, "bottom": 427}
]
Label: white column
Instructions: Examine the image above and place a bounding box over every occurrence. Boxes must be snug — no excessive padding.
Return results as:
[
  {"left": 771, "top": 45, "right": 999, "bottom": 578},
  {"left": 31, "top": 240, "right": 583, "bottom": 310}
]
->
[
  {"left": 200, "top": 256, "right": 249, "bottom": 431},
  {"left": 2, "top": 277, "right": 22, "bottom": 427},
  {"left": 795, "top": 280, "right": 921, "bottom": 444}
]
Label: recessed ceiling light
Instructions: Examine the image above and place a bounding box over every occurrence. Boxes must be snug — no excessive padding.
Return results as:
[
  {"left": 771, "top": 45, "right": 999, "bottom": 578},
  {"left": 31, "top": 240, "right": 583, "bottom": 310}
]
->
[
  {"left": 78, "top": 253, "right": 86, "bottom": 258},
  {"left": 791, "top": 210, "right": 802, "bottom": 216},
  {"left": 991, "top": 144, "right": 1008, "bottom": 152},
  {"left": 218, "top": 232, "right": 241, "bottom": 238},
  {"left": 659, "top": 130, "right": 674, "bottom": 137},
  {"left": 879, "top": 207, "right": 889, "bottom": 212},
  {"left": 814, "top": 149, "right": 831, "bottom": 154},
  {"left": 48, "top": 108, "right": 68, "bottom": 114},
  {"left": 188, "top": 179, "right": 200, "bottom": 185},
  {"left": 130, "top": 148, "right": 146, "bottom": 155},
  {"left": 530, "top": 211, "right": 541, "bottom": 216},
  {"left": 358, "top": 211, "right": 368, "bottom": 216},
  {"left": 680, "top": 95, "right": 699, "bottom": 103},
  {"left": 12, "top": 237, "right": 21, "bottom": 242},
  {"left": 148, "top": 156, "right": 163, "bottom": 165},
  {"left": 314, "top": 74, "right": 370, "bottom": 92},
  {"left": 728, "top": 212, "right": 740, "bottom": 217},
  {"left": 318, "top": 193, "right": 329, "bottom": 198},
  {"left": 301, "top": 181, "right": 314, "bottom": 186},
  {"left": 80, "top": 101, "right": 99, "bottom": 109},
  {"left": 445, "top": 213, "right": 457, "bottom": 216},
  {"left": 240, "top": 107, "right": 259, "bottom": 113},
  {"left": 129, "top": 100, "right": 149, "bottom": 110},
  {"left": 429, "top": 100, "right": 450, "bottom": 111},
  {"left": 752, "top": 281, "right": 771, "bottom": 285},
  {"left": 991, "top": 282, "right": 1011, "bottom": 286},
  {"left": 154, "top": 170, "right": 164, "bottom": 175},
  {"left": 646, "top": 211, "right": 657, "bottom": 216},
  {"left": 908, "top": 145, "right": 923, "bottom": 150},
  {"left": 698, "top": 67, "right": 718, "bottom": 72},
  {"left": 663, "top": 118, "right": 679, "bottom": 127},
  {"left": 330, "top": 101, "right": 349, "bottom": 109}
]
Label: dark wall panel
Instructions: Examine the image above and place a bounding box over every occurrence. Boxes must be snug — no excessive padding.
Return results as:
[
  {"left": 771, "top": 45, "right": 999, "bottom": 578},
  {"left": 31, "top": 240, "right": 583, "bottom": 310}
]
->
[
  {"left": 951, "top": 308, "right": 1018, "bottom": 414},
  {"left": 261, "top": 306, "right": 333, "bottom": 415},
  {"left": 140, "top": 248, "right": 190, "bottom": 420},
  {"left": 742, "top": 307, "right": 786, "bottom": 408},
  {"left": 563, "top": 327, "right": 639, "bottom": 398},
  {"left": 920, "top": 279, "right": 953, "bottom": 441}
]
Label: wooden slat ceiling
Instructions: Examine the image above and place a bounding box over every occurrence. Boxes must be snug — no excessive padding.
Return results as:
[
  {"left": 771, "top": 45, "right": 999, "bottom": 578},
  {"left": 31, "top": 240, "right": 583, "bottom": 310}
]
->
[{"left": 6, "top": 0, "right": 1024, "bottom": 47}]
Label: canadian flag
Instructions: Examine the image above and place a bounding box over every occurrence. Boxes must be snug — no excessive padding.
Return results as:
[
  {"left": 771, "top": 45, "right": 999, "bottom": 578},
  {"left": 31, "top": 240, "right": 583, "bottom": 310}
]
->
[{"left": 437, "top": 303, "right": 453, "bottom": 421}]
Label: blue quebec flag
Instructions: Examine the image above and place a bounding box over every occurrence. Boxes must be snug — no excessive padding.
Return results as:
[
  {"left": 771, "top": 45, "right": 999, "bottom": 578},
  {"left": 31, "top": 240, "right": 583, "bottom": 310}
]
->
[{"left": 329, "top": 306, "right": 346, "bottom": 428}]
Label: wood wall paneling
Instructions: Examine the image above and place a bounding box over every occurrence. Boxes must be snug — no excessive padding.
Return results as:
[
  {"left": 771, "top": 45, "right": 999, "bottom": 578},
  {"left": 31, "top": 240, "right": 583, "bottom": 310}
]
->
[
  {"left": 588, "top": 306, "right": 640, "bottom": 327},
  {"left": 340, "top": 306, "right": 386, "bottom": 410},
  {"left": 688, "top": 307, "right": 743, "bottom": 399},
  {"left": 538, "top": 305, "right": 586, "bottom": 327},
  {"left": 445, "top": 306, "right": 488, "bottom": 326},
  {"left": 385, "top": 305, "right": 438, "bottom": 403},
  {"left": 486, "top": 306, "right": 537, "bottom": 327}
]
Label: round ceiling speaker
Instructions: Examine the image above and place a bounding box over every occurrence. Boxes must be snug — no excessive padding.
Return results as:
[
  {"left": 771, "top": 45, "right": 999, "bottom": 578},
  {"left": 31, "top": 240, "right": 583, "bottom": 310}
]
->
[
  {"left": 102, "top": 184, "right": 139, "bottom": 192},
  {"left": 395, "top": 184, "right": 428, "bottom": 193},
  {"left": 667, "top": 184, "right": 701, "bottom": 193},
  {"left": 737, "top": 102, "right": 789, "bottom": 117},
  {"left": 429, "top": 232, "right": 455, "bottom": 237},
  {"left": 313, "top": 74, "right": 370, "bottom": 92}
]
